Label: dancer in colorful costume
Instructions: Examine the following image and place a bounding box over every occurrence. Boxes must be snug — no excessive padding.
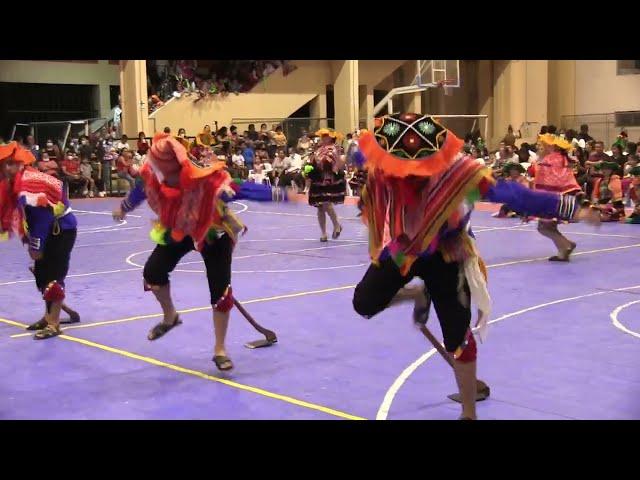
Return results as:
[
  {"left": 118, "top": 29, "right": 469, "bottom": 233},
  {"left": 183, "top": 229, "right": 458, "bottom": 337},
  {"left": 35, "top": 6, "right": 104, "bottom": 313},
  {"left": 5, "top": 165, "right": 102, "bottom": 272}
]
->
[
  {"left": 352, "top": 114, "right": 598, "bottom": 420},
  {"left": 112, "top": 132, "right": 245, "bottom": 371},
  {"left": 305, "top": 128, "right": 346, "bottom": 242},
  {"left": 533, "top": 133, "right": 583, "bottom": 261},
  {"left": 0, "top": 142, "right": 79, "bottom": 339}
]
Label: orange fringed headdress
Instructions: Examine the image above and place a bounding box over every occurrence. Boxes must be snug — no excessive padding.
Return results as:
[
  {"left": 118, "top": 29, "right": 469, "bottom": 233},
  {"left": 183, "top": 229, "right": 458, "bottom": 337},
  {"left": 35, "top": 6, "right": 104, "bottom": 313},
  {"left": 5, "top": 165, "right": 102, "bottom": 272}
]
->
[
  {"left": 147, "top": 132, "right": 226, "bottom": 186},
  {"left": 0, "top": 142, "right": 36, "bottom": 165},
  {"left": 359, "top": 113, "right": 463, "bottom": 178}
]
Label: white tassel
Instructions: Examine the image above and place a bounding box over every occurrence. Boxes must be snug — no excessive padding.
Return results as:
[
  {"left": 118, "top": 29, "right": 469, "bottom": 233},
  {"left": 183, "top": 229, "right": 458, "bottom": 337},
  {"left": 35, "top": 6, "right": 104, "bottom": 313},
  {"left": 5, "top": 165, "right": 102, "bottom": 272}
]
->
[{"left": 463, "top": 255, "right": 491, "bottom": 343}]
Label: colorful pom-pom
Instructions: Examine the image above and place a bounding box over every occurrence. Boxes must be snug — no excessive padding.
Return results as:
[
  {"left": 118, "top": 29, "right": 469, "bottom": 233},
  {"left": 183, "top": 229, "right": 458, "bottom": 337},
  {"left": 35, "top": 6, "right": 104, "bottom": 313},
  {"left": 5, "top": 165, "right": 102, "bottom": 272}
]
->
[
  {"left": 303, "top": 164, "right": 314, "bottom": 175},
  {"left": 149, "top": 224, "right": 168, "bottom": 245},
  {"left": 53, "top": 201, "right": 66, "bottom": 217}
]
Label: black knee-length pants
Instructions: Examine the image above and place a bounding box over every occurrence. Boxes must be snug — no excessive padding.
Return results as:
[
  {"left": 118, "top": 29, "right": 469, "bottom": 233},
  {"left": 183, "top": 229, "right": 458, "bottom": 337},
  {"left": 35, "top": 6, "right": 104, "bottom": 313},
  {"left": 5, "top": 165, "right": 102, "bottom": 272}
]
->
[
  {"left": 353, "top": 252, "right": 471, "bottom": 353},
  {"left": 143, "top": 234, "right": 232, "bottom": 306}
]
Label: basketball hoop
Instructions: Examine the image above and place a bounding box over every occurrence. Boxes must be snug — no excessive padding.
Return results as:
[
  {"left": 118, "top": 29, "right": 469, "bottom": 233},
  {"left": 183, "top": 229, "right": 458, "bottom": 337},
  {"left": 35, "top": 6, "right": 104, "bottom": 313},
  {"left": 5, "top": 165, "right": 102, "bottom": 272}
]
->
[{"left": 437, "top": 79, "right": 456, "bottom": 96}]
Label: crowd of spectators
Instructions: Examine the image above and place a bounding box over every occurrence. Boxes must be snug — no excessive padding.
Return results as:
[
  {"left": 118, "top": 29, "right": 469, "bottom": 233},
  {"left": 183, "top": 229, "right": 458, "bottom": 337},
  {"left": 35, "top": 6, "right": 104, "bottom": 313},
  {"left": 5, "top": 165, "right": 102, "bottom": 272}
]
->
[{"left": 147, "top": 61, "right": 297, "bottom": 113}]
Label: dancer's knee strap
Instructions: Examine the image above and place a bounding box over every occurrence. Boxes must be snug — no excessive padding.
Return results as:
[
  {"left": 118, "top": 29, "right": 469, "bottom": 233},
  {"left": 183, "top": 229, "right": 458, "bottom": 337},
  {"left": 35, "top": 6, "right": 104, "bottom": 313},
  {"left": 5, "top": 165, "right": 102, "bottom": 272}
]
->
[
  {"left": 453, "top": 330, "right": 477, "bottom": 363},
  {"left": 214, "top": 286, "right": 234, "bottom": 313},
  {"left": 42, "top": 281, "right": 65, "bottom": 302}
]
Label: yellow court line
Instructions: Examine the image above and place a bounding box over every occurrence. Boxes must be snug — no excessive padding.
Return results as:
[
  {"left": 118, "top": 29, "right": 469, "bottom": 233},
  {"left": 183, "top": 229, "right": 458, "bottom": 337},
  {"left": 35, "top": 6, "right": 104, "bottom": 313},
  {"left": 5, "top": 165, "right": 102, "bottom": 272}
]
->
[
  {"left": 10, "top": 242, "right": 640, "bottom": 339},
  {"left": 0, "top": 318, "right": 28, "bottom": 328},
  {"left": 0, "top": 316, "right": 364, "bottom": 420},
  {"left": 9, "top": 284, "right": 358, "bottom": 338}
]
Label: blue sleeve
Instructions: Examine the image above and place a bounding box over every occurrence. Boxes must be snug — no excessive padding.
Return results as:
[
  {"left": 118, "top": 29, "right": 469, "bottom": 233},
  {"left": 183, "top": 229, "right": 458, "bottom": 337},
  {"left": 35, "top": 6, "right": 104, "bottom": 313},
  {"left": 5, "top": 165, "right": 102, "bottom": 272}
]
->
[
  {"left": 484, "top": 180, "right": 578, "bottom": 221},
  {"left": 24, "top": 205, "right": 54, "bottom": 252},
  {"left": 121, "top": 178, "right": 146, "bottom": 213}
]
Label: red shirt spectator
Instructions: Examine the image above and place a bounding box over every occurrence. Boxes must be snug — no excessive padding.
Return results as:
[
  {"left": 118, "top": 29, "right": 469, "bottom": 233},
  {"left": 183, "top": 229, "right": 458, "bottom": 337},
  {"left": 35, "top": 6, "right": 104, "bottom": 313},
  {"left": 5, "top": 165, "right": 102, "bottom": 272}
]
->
[
  {"left": 137, "top": 132, "right": 150, "bottom": 155},
  {"left": 38, "top": 154, "right": 60, "bottom": 178},
  {"left": 61, "top": 155, "right": 81, "bottom": 175},
  {"left": 117, "top": 151, "right": 134, "bottom": 174}
]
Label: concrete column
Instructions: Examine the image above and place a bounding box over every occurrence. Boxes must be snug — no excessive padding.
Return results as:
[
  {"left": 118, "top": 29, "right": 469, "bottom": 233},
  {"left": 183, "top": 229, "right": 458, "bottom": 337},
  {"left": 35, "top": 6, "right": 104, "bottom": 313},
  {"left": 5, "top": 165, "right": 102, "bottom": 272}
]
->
[
  {"left": 333, "top": 60, "right": 359, "bottom": 134},
  {"left": 120, "top": 60, "right": 150, "bottom": 137}
]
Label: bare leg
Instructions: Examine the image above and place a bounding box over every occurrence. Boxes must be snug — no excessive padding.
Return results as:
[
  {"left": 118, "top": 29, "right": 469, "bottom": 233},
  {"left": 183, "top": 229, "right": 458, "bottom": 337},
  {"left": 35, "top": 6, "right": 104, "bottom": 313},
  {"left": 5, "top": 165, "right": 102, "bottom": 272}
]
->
[
  {"left": 317, "top": 205, "right": 328, "bottom": 240},
  {"left": 150, "top": 284, "right": 178, "bottom": 324},
  {"left": 451, "top": 355, "right": 477, "bottom": 420},
  {"left": 46, "top": 302, "right": 62, "bottom": 328},
  {"left": 213, "top": 310, "right": 230, "bottom": 357},
  {"left": 326, "top": 203, "right": 341, "bottom": 236},
  {"left": 537, "top": 220, "right": 575, "bottom": 259}
]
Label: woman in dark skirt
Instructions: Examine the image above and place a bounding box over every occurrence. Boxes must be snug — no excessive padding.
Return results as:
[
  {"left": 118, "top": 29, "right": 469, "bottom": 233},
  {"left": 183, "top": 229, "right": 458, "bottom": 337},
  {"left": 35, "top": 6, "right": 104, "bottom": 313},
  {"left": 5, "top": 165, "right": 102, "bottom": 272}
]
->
[{"left": 306, "top": 129, "right": 346, "bottom": 242}]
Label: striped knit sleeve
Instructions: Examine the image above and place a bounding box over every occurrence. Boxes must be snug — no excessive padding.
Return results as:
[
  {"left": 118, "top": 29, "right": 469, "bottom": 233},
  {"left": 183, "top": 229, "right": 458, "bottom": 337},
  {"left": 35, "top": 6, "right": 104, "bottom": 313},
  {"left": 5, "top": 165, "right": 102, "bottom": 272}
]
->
[{"left": 121, "top": 178, "right": 146, "bottom": 213}]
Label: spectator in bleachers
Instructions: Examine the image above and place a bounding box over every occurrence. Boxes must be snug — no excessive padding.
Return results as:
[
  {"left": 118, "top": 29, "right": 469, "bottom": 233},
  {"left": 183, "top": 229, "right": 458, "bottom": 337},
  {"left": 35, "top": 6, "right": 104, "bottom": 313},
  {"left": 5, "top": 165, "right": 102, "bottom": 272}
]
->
[
  {"left": 216, "top": 126, "right": 230, "bottom": 147},
  {"left": 271, "top": 126, "right": 287, "bottom": 151},
  {"left": 502, "top": 124, "right": 521, "bottom": 147},
  {"left": 230, "top": 125, "right": 239, "bottom": 144},
  {"left": 78, "top": 135, "right": 93, "bottom": 162},
  {"left": 37, "top": 152, "right": 60, "bottom": 178},
  {"left": 230, "top": 146, "right": 247, "bottom": 179},
  {"left": 241, "top": 141, "right": 255, "bottom": 171},
  {"left": 247, "top": 124, "right": 259, "bottom": 141},
  {"left": 592, "top": 161, "right": 625, "bottom": 222},
  {"left": 285, "top": 147, "right": 305, "bottom": 190},
  {"left": 624, "top": 142, "right": 638, "bottom": 175},
  {"left": 259, "top": 124, "right": 270, "bottom": 144},
  {"left": 297, "top": 129, "right": 312, "bottom": 152},
  {"left": 100, "top": 146, "right": 117, "bottom": 197},
  {"left": 43, "top": 138, "right": 62, "bottom": 161},
  {"left": 137, "top": 132, "right": 150, "bottom": 155},
  {"left": 80, "top": 157, "right": 96, "bottom": 198},
  {"left": 270, "top": 149, "right": 290, "bottom": 186},
  {"left": 61, "top": 151, "right": 89, "bottom": 196},
  {"left": 577, "top": 124, "right": 594, "bottom": 143},
  {"left": 24, "top": 135, "right": 40, "bottom": 161},
  {"left": 68, "top": 136, "right": 79, "bottom": 155},
  {"left": 196, "top": 125, "right": 215, "bottom": 147},
  {"left": 115, "top": 134, "right": 130, "bottom": 153},
  {"left": 610, "top": 143, "right": 626, "bottom": 176},
  {"left": 116, "top": 149, "right": 136, "bottom": 191}
]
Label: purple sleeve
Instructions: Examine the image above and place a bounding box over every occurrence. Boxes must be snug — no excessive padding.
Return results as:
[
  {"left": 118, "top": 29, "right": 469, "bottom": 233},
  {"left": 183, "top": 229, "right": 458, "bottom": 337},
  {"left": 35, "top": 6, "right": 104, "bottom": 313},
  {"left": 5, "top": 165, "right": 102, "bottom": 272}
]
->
[
  {"left": 23, "top": 205, "right": 54, "bottom": 252},
  {"left": 120, "top": 178, "right": 146, "bottom": 213},
  {"left": 484, "top": 180, "right": 579, "bottom": 221}
]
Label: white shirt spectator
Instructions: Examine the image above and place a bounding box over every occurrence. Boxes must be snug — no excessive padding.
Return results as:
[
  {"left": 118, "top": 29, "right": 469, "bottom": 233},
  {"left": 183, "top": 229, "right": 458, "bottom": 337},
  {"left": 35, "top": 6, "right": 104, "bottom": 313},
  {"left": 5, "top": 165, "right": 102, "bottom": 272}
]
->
[
  {"left": 115, "top": 141, "right": 131, "bottom": 152},
  {"left": 112, "top": 105, "right": 122, "bottom": 126},
  {"left": 232, "top": 154, "right": 245, "bottom": 167},
  {"left": 286, "top": 153, "right": 303, "bottom": 171}
]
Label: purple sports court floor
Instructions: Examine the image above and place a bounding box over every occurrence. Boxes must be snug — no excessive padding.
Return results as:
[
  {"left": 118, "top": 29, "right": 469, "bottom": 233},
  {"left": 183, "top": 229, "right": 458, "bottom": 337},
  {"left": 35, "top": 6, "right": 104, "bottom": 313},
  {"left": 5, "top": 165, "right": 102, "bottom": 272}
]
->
[{"left": 1, "top": 197, "right": 639, "bottom": 420}]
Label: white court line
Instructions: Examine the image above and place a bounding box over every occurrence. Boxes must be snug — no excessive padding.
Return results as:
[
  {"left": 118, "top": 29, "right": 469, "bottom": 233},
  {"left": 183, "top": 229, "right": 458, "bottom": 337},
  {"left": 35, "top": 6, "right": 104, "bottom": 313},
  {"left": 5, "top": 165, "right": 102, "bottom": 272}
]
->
[
  {"left": 74, "top": 209, "right": 142, "bottom": 218},
  {"left": 78, "top": 226, "right": 142, "bottom": 235},
  {"left": 0, "top": 267, "right": 142, "bottom": 287},
  {"left": 1, "top": 238, "right": 636, "bottom": 288},
  {"left": 472, "top": 223, "right": 640, "bottom": 240},
  {"left": 231, "top": 201, "right": 249, "bottom": 214},
  {"left": 177, "top": 264, "right": 369, "bottom": 274},
  {"left": 488, "top": 243, "right": 640, "bottom": 268},
  {"left": 78, "top": 219, "right": 127, "bottom": 232},
  {"left": 178, "top": 242, "right": 366, "bottom": 266},
  {"left": 75, "top": 239, "right": 148, "bottom": 248},
  {"left": 375, "top": 284, "right": 640, "bottom": 420},
  {"left": 610, "top": 300, "right": 640, "bottom": 340}
]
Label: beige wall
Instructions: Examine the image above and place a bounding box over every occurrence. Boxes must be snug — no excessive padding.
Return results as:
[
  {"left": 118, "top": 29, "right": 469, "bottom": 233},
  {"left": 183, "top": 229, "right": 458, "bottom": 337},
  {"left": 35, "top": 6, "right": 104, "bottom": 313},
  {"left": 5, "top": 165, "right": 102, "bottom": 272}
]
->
[
  {"left": 334, "top": 61, "right": 359, "bottom": 134},
  {"left": 575, "top": 60, "right": 640, "bottom": 114},
  {"left": 150, "top": 60, "right": 333, "bottom": 136},
  {"left": 547, "top": 60, "right": 575, "bottom": 126},
  {"left": 0, "top": 60, "right": 119, "bottom": 118},
  {"left": 120, "top": 61, "right": 149, "bottom": 138}
]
